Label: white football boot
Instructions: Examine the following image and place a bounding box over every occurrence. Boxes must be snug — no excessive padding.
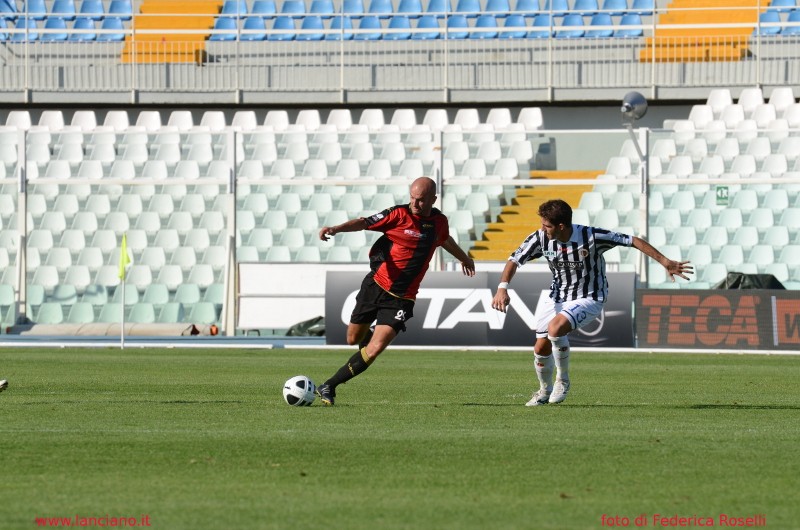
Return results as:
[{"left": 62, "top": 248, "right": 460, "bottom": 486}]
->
[
  {"left": 548, "top": 379, "right": 570, "bottom": 404},
  {"left": 0, "top": 379, "right": 7, "bottom": 393},
  {"left": 525, "top": 387, "right": 551, "bottom": 407}
]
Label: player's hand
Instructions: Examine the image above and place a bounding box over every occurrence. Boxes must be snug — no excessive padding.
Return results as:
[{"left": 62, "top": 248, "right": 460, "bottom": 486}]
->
[
  {"left": 319, "top": 226, "right": 335, "bottom": 241},
  {"left": 667, "top": 260, "right": 694, "bottom": 282},
  {"left": 461, "top": 258, "right": 476, "bottom": 277},
  {"left": 492, "top": 289, "right": 511, "bottom": 313}
]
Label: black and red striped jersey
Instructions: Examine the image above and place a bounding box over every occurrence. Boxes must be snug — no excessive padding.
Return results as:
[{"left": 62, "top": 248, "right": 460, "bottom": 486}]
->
[
  {"left": 509, "top": 224, "right": 633, "bottom": 303},
  {"left": 363, "top": 204, "right": 450, "bottom": 300}
]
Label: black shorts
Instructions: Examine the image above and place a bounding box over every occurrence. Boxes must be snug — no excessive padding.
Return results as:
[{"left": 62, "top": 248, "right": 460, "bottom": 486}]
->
[{"left": 350, "top": 275, "right": 415, "bottom": 334}]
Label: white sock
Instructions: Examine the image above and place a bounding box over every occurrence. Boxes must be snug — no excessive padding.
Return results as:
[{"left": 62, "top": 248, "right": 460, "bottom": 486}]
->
[
  {"left": 534, "top": 353, "right": 554, "bottom": 392},
  {"left": 548, "top": 335, "right": 570, "bottom": 383}
]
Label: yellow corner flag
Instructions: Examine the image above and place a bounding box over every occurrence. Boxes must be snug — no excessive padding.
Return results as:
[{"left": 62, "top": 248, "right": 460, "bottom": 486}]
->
[{"left": 118, "top": 233, "right": 132, "bottom": 280}]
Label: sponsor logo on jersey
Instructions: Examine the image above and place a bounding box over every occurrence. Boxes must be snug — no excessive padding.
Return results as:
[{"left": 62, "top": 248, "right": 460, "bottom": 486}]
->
[
  {"left": 555, "top": 261, "right": 584, "bottom": 270},
  {"left": 404, "top": 229, "right": 425, "bottom": 238},
  {"left": 543, "top": 250, "right": 558, "bottom": 259}
]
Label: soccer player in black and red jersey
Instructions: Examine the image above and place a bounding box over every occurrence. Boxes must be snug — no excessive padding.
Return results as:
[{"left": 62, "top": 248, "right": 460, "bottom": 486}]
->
[
  {"left": 315, "top": 177, "right": 476, "bottom": 405},
  {"left": 491, "top": 199, "right": 693, "bottom": 407}
]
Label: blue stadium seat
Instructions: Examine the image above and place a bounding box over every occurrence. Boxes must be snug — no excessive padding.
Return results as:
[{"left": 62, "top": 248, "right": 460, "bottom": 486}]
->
[
  {"left": 426, "top": 0, "right": 452, "bottom": 18},
  {"left": 209, "top": 16, "right": 237, "bottom": 40},
  {"left": 41, "top": 16, "right": 68, "bottom": 40},
  {"left": 107, "top": 0, "right": 132, "bottom": 21},
  {"left": 755, "top": 10, "right": 781, "bottom": 35},
  {"left": 78, "top": 0, "right": 104, "bottom": 20},
  {"left": 586, "top": 12, "right": 612, "bottom": 37},
  {"left": 252, "top": 0, "right": 277, "bottom": 18},
  {"left": 781, "top": 11, "right": 800, "bottom": 34},
  {"left": 325, "top": 15, "right": 353, "bottom": 39},
  {"left": 398, "top": 0, "right": 423, "bottom": 18},
  {"left": 52, "top": 0, "right": 77, "bottom": 21},
  {"left": 240, "top": 16, "right": 267, "bottom": 40},
  {"left": 445, "top": 13, "right": 469, "bottom": 38},
  {"left": 368, "top": 0, "right": 393, "bottom": 19},
  {"left": 343, "top": 0, "right": 366, "bottom": 18},
  {"left": 514, "top": 0, "right": 540, "bottom": 17},
  {"left": 221, "top": 0, "right": 247, "bottom": 16},
  {"left": 296, "top": 14, "right": 324, "bottom": 39},
  {"left": 542, "top": 0, "right": 567, "bottom": 16},
  {"left": 630, "top": 0, "right": 653, "bottom": 16},
  {"left": 471, "top": 14, "right": 499, "bottom": 38},
  {"left": 573, "top": 0, "right": 598, "bottom": 16},
  {"left": 310, "top": 0, "right": 335, "bottom": 18},
  {"left": 269, "top": 15, "right": 296, "bottom": 39},
  {"left": 455, "top": 0, "right": 480, "bottom": 18},
  {"left": 0, "top": 17, "right": 8, "bottom": 39},
  {"left": 11, "top": 17, "right": 39, "bottom": 41},
  {"left": 281, "top": 0, "right": 306, "bottom": 19},
  {"left": 25, "top": 0, "right": 47, "bottom": 20},
  {"left": 499, "top": 13, "right": 527, "bottom": 37},
  {"left": 486, "top": 0, "right": 511, "bottom": 17},
  {"left": 384, "top": 15, "right": 412, "bottom": 39},
  {"left": 769, "top": 0, "right": 797, "bottom": 12},
  {"left": 527, "top": 12, "right": 553, "bottom": 37},
  {"left": 1, "top": 0, "right": 17, "bottom": 20},
  {"left": 600, "top": 0, "right": 627, "bottom": 16},
  {"left": 556, "top": 12, "right": 583, "bottom": 37},
  {"left": 412, "top": 14, "right": 440, "bottom": 38},
  {"left": 614, "top": 12, "right": 642, "bottom": 37},
  {"left": 354, "top": 15, "right": 382, "bottom": 39}
]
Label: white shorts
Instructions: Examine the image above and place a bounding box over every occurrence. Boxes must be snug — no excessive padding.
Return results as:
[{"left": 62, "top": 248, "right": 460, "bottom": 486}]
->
[{"left": 534, "top": 296, "right": 604, "bottom": 339}]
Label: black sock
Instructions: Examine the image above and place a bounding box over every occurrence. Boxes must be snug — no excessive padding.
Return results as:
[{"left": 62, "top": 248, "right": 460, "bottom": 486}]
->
[
  {"left": 326, "top": 348, "right": 374, "bottom": 388},
  {"left": 358, "top": 327, "right": 374, "bottom": 349}
]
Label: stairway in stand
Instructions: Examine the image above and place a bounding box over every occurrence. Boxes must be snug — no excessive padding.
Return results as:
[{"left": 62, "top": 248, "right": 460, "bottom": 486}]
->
[
  {"left": 639, "top": 0, "right": 762, "bottom": 63},
  {"left": 122, "top": 0, "right": 223, "bottom": 64},
  {"left": 468, "top": 170, "right": 596, "bottom": 261}
]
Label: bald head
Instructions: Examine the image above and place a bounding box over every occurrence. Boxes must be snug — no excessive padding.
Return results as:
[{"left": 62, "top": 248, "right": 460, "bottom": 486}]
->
[{"left": 409, "top": 177, "right": 438, "bottom": 217}]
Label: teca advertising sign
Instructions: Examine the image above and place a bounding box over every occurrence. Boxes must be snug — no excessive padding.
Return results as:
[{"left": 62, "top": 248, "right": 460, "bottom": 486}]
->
[{"left": 325, "top": 271, "right": 635, "bottom": 347}]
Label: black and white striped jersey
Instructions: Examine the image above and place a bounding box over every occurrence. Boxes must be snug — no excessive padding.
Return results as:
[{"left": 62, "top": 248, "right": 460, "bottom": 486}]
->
[{"left": 509, "top": 224, "right": 634, "bottom": 303}]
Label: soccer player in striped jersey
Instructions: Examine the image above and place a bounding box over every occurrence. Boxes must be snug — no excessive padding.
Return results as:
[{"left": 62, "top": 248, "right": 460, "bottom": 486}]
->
[
  {"left": 315, "top": 177, "right": 476, "bottom": 405},
  {"left": 491, "top": 199, "right": 693, "bottom": 407}
]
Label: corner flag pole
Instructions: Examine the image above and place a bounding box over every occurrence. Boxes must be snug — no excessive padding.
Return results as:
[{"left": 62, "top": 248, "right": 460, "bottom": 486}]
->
[{"left": 118, "top": 233, "right": 132, "bottom": 350}]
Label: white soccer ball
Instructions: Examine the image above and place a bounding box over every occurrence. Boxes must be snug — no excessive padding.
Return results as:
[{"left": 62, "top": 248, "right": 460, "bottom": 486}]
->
[{"left": 283, "top": 375, "right": 316, "bottom": 406}]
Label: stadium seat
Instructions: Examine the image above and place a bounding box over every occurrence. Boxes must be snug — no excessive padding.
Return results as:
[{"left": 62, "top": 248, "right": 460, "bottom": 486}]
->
[
  {"left": 95, "top": 16, "right": 124, "bottom": 41},
  {"left": 427, "top": 0, "right": 452, "bottom": 18},
  {"left": 753, "top": 10, "right": 781, "bottom": 36},
  {"left": 542, "top": 0, "right": 568, "bottom": 16},
  {"left": 296, "top": 15, "right": 325, "bottom": 39},
  {"left": 241, "top": 16, "right": 267, "bottom": 40},
  {"left": 384, "top": 15, "right": 412, "bottom": 39},
  {"left": 485, "top": 0, "right": 510, "bottom": 17},
  {"left": 527, "top": 13, "right": 553, "bottom": 37},
  {"left": 585, "top": 13, "right": 612, "bottom": 38},
  {"left": 499, "top": 14, "right": 527, "bottom": 38},
  {"left": 325, "top": 14, "right": 354, "bottom": 39},
  {"left": 471, "top": 14, "right": 499, "bottom": 38},
  {"left": 107, "top": 0, "right": 131, "bottom": 20},
  {"left": 71, "top": 18, "right": 99, "bottom": 42},
  {"left": 252, "top": 0, "right": 277, "bottom": 17},
  {"left": 445, "top": 14, "right": 469, "bottom": 38},
  {"left": 573, "top": 0, "right": 598, "bottom": 16},
  {"left": 782, "top": 11, "right": 800, "bottom": 35},
  {"left": 11, "top": 17, "right": 38, "bottom": 41},
  {"left": 269, "top": 16, "right": 296, "bottom": 40},
  {"left": 41, "top": 17, "right": 69, "bottom": 41},
  {"left": 769, "top": 0, "right": 797, "bottom": 13},
  {"left": 408, "top": 14, "right": 438, "bottom": 38},
  {"left": 455, "top": 0, "right": 480, "bottom": 18},
  {"left": 630, "top": 0, "right": 653, "bottom": 16},
  {"left": 368, "top": 0, "right": 393, "bottom": 18}
]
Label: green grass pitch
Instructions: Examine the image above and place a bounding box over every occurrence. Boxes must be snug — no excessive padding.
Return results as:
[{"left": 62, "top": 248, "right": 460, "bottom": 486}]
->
[{"left": 1, "top": 347, "right": 798, "bottom": 529}]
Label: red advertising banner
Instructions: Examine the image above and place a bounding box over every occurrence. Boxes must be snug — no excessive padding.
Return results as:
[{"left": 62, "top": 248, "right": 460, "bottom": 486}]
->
[{"left": 635, "top": 290, "right": 800, "bottom": 350}]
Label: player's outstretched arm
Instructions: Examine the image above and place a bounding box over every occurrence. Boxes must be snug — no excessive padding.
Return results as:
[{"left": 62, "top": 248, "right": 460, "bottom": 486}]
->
[
  {"left": 491, "top": 260, "right": 518, "bottom": 313},
  {"left": 632, "top": 236, "right": 694, "bottom": 282},
  {"left": 319, "top": 218, "right": 369, "bottom": 241},
  {"left": 441, "top": 236, "right": 476, "bottom": 277}
]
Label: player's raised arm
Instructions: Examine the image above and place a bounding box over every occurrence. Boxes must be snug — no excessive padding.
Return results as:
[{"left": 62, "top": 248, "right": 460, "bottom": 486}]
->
[
  {"left": 319, "top": 218, "right": 369, "bottom": 241},
  {"left": 632, "top": 236, "right": 694, "bottom": 282},
  {"left": 441, "top": 236, "right": 476, "bottom": 276}
]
